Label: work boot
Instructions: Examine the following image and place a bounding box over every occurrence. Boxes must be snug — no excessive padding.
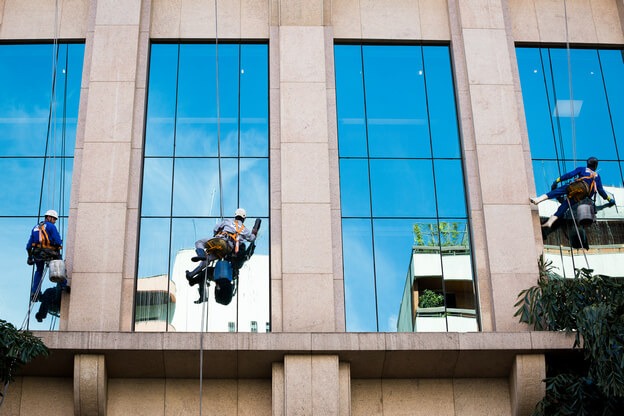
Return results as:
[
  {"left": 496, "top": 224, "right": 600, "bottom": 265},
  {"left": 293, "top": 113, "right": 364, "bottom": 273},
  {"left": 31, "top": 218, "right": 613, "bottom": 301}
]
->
[
  {"left": 530, "top": 195, "right": 548, "bottom": 205},
  {"left": 191, "top": 248, "right": 207, "bottom": 262},
  {"left": 186, "top": 263, "right": 206, "bottom": 286},
  {"left": 35, "top": 312, "right": 44, "bottom": 322},
  {"left": 194, "top": 284, "right": 209, "bottom": 304},
  {"left": 542, "top": 215, "right": 558, "bottom": 228}
]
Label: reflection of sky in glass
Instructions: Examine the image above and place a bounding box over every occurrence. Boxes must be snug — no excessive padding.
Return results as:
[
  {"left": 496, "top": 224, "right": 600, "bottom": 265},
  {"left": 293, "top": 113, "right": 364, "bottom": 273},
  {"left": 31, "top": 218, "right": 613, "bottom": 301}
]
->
[
  {"left": 137, "top": 43, "right": 269, "bottom": 332},
  {"left": 335, "top": 44, "right": 476, "bottom": 332},
  {"left": 518, "top": 46, "right": 624, "bottom": 278},
  {"left": 0, "top": 43, "right": 84, "bottom": 330}
]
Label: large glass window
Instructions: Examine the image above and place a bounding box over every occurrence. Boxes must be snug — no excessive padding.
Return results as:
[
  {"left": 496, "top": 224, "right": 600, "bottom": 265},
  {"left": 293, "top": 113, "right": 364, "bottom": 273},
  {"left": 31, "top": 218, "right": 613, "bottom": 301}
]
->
[
  {"left": 136, "top": 43, "right": 269, "bottom": 332},
  {"left": 335, "top": 44, "right": 478, "bottom": 332},
  {"left": 0, "top": 43, "right": 84, "bottom": 330},
  {"left": 518, "top": 47, "right": 624, "bottom": 278}
]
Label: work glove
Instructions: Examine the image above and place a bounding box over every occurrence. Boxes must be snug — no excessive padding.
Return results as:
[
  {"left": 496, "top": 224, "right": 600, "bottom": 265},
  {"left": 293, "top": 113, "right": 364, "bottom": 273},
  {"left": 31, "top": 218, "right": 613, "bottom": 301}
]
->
[
  {"left": 608, "top": 196, "right": 616, "bottom": 207},
  {"left": 27, "top": 256, "right": 35, "bottom": 265},
  {"left": 551, "top": 181, "right": 558, "bottom": 191}
]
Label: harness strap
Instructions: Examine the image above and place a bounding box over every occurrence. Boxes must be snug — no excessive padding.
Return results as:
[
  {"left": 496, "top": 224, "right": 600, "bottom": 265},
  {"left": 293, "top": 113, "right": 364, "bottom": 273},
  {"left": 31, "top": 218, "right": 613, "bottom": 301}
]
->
[{"left": 217, "top": 220, "right": 246, "bottom": 253}]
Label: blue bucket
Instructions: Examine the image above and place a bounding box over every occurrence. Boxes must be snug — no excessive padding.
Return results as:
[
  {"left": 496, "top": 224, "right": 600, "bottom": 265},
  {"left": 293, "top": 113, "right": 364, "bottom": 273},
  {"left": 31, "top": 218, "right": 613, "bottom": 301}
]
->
[{"left": 214, "top": 260, "right": 233, "bottom": 282}]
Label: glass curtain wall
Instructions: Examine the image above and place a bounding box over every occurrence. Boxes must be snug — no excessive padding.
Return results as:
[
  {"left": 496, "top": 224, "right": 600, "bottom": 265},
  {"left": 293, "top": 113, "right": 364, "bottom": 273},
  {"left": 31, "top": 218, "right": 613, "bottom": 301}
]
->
[
  {"left": 0, "top": 43, "right": 84, "bottom": 330},
  {"left": 335, "top": 44, "right": 478, "bottom": 332},
  {"left": 518, "top": 47, "right": 624, "bottom": 278},
  {"left": 136, "top": 43, "right": 269, "bottom": 332}
]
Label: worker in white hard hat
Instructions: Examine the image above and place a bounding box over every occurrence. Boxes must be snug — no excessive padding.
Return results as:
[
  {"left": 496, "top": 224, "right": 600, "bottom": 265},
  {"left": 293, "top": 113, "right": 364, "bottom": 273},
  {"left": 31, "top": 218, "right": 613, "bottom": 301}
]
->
[
  {"left": 26, "top": 209, "right": 64, "bottom": 302},
  {"left": 185, "top": 208, "right": 257, "bottom": 303}
]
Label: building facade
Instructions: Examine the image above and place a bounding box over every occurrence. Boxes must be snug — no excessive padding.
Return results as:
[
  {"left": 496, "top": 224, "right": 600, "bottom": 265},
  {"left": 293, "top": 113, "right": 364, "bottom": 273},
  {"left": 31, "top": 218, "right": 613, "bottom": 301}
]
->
[{"left": 1, "top": 0, "right": 623, "bottom": 415}]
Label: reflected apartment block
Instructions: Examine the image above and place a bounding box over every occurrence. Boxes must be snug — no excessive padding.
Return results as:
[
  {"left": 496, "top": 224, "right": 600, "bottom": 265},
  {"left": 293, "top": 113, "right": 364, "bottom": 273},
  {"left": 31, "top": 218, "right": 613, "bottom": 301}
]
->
[
  {"left": 397, "top": 224, "right": 478, "bottom": 332},
  {"left": 4, "top": 1, "right": 624, "bottom": 415},
  {"left": 135, "top": 249, "right": 270, "bottom": 332}
]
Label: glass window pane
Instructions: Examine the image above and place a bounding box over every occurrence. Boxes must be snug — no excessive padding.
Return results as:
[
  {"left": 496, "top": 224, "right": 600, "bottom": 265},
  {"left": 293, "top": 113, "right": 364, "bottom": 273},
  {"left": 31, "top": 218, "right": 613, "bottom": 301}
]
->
[
  {"left": 342, "top": 219, "right": 378, "bottom": 331},
  {"left": 364, "top": 45, "right": 431, "bottom": 158},
  {"left": 138, "top": 42, "right": 269, "bottom": 332},
  {"left": 240, "top": 44, "right": 269, "bottom": 158},
  {"left": 336, "top": 44, "right": 476, "bottom": 333},
  {"left": 0, "top": 43, "right": 83, "bottom": 330},
  {"left": 434, "top": 159, "right": 467, "bottom": 218},
  {"left": 373, "top": 219, "right": 422, "bottom": 332},
  {"left": 335, "top": 45, "right": 367, "bottom": 158},
  {"left": 145, "top": 44, "right": 178, "bottom": 157},
  {"left": 239, "top": 158, "right": 269, "bottom": 217},
  {"left": 141, "top": 158, "right": 173, "bottom": 217},
  {"left": 370, "top": 159, "right": 436, "bottom": 217},
  {"left": 423, "top": 46, "right": 460, "bottom": 158},
  {"left": 600, "top": 50, "right": 624, "bottom": 157},
  {"left": 339, "top": 159, "right": 371, "bottom": 217},
  {"left": 520, "top": 46, "right": 624, "bottom": 280}
]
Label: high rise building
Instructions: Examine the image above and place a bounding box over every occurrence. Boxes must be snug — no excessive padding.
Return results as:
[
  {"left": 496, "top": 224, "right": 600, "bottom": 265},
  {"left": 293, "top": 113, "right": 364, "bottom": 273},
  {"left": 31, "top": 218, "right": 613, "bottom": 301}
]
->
[{"left": 1, "top": 1, "right": 623, "bottom": 414}]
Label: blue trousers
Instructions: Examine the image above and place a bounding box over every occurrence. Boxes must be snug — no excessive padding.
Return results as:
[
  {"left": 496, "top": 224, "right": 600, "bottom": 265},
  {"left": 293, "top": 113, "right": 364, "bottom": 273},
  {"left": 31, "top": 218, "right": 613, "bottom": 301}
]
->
[{"left": 546, "top": 186, "right": 586, "bottom": 218}]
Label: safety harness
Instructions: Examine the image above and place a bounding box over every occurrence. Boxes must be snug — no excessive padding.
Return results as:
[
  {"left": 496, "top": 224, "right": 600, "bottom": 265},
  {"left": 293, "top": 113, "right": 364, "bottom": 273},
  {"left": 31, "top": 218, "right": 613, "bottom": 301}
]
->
[
  {"left": 221, "top": 220, "right": 245, "bottom": 253},
  {"left": 567, "top": 170, "right": 597, "bottom": 202}
]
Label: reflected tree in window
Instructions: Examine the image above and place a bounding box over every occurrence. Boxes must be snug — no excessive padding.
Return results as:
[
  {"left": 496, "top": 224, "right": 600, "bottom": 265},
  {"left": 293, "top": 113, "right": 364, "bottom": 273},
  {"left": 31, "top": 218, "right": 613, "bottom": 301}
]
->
[
  {"left": 136, "top": 43, "right": 269, "bottom": 332},
  {"left": 335, "top": 44, "right": 478, "bottom": 332}
]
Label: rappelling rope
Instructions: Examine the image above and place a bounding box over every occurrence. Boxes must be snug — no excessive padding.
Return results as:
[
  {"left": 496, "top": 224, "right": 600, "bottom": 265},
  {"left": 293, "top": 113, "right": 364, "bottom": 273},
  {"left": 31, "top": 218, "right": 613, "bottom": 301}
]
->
[
  {"left": 27, "top": 0, "right": 62, "bottom": 328},
  {"left": 198, "top": 0, "right": 224, "bottom": 413},
  {"left": 561, "top": 0, "right": 591, "bottom": 271}
]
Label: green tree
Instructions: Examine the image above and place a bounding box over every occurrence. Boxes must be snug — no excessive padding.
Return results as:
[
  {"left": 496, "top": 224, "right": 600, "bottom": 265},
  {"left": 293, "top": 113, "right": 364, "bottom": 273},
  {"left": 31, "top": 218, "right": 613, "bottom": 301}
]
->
[
  {"left": 0, "top": 320, "right": 49, "bottom": 408},
  {"left": 515, "top": 256, "right": 624, "bottom": 415},
  {"left": 418, "top": 289, "right": 444, "bottom": 308}
]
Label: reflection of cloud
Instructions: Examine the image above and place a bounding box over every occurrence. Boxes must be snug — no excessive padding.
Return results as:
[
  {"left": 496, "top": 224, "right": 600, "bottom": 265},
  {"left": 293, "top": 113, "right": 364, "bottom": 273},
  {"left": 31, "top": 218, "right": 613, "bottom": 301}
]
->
[{"left": 387, "top": 314, "right": 398, "bottom": 331}]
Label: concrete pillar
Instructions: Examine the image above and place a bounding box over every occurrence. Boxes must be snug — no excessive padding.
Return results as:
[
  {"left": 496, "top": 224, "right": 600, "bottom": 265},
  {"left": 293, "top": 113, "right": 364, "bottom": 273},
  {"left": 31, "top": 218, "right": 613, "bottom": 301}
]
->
[
  {"left": 275, "top": 0, "right": 339, "bottom": 332},
  {"left": 74, "top": 354, "right": 108, "bottom": 416},
  {"left": 509, "top": 354, "right": 545, "bottom": 416},
  {"left": 65, "top": 0, "right": 148, "bottom": 331},
  {"left": 448, "top": 0, "right": 540, "bottom": 331},
  {"left": 274, "top": 355, "right": 342, "bottom": 416}
]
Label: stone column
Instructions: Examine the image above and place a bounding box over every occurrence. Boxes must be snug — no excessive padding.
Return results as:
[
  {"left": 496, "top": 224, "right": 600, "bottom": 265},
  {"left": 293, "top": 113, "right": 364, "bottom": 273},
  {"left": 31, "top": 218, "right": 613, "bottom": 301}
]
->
[
  {"left": 448, "top": 0, "right": 540, "bottom": 331},
  {"left": 509, "top": 354, "right": 545, "bottom": 416},
  {"left": 74, "top": 354, "right": 108, "bottom": 416},
  {"left": 274, "top": 355, "right": 343, "bottom": 416},
  {"left": 66, "top": 0, "right": 146, "bottom": 331},
  {"left": 275, "top": 0, "right": 338, "bottom": 332}
]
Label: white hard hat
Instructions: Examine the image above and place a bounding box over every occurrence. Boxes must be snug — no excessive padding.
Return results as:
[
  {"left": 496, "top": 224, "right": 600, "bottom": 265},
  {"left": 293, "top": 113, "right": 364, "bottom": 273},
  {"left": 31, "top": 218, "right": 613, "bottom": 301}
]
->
[
  {"left": 234, "top": 208, "right": 246, "bottom": 219},
  {"left": 44, "top": 209, "right": 59, "bottom": 219}
]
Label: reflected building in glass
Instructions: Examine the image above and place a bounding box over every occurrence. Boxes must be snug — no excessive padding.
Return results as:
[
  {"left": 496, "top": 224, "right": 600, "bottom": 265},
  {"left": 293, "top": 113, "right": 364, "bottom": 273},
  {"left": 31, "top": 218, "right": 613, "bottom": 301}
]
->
[{"left": 2, "top": 1, "right": 624, "bottom": 415}]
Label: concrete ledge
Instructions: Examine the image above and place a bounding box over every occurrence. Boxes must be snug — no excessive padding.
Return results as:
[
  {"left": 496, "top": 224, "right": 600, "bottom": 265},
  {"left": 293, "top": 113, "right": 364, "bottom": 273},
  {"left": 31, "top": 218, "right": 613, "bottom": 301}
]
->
[{"left": 21, "top": 331, "right": 575, "bottom": 379}]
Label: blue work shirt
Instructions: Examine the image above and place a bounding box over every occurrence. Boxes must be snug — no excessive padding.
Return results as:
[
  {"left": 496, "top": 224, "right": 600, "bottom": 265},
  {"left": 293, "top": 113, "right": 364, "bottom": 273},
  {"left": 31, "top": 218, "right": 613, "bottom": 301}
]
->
[{"left": 26, "top": 220, "right": 63, "bottom": 251}]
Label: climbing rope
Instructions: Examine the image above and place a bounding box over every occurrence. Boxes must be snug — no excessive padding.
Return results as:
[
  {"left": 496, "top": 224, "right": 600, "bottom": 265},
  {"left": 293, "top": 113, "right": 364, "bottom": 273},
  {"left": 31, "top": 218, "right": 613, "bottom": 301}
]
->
[
  {"left": 198, "top": 1, "right": 225, "bottom": 414},
  {"left": 27, "top": 0, "right": 65, "bottom": 328}
]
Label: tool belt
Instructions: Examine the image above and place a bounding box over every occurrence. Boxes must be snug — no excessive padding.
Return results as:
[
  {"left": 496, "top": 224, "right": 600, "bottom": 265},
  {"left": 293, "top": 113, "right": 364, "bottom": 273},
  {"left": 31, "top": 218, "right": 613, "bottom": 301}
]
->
[
  {"left": 31, "top": 247, "right": 61, "bottom": 262},
  {"left": 567, "top": 180, "right": 590, "bottom": 202},
  {"left": 203, "top": 237, "right": 231, "bottom": 259}
]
